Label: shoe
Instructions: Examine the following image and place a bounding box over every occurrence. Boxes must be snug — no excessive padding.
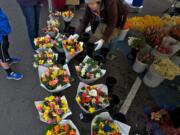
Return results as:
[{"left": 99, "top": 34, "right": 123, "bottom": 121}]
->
[
  {"left": 7, "top": 72, "right": 23, "bottom": 80},
  {"left": 8, "top": 57, "right": 21, "bottom": 65}
]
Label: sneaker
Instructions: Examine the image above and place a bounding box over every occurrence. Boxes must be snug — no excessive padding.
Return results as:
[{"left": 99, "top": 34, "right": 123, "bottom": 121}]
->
[
  {"left": 7, "top": 72, "right": 23, "bottom": 80},
  {"left": 8, "top": 57, "right": 21, "bottom": 65}
]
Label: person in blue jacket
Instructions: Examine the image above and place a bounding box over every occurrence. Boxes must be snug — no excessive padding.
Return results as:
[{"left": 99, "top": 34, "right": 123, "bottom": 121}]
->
[{"left": 0, "top": 8, "right": 23, "bottom": 80}]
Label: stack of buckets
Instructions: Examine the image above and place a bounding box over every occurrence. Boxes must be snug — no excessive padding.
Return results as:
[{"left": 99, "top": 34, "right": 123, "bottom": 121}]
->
[{"left": 132, "top": 0, "right": 144, "bottom": 7}]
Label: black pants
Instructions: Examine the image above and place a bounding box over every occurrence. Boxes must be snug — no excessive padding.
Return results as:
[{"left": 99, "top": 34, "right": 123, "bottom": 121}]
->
[{"left": 0, "top": 36, "right": 10, "bottom": 63}]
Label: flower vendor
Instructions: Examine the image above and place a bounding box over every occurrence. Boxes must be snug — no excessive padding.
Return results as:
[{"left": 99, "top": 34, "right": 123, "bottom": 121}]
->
[
  {"left": 0, "top": 8, "right": 23, "bottom": 80},
  {"left": 76, "top": 0, "right": 128, "bottom": 51}
]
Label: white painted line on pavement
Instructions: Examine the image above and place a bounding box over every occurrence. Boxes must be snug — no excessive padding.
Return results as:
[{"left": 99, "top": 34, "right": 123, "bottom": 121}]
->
[{"left": 120, "top": 77, "right": 142, "bottom": 114}]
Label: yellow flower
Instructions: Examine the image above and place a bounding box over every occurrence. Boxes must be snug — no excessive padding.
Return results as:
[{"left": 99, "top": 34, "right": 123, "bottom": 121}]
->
[
  {"left": 38, "top": 60, "right": 44, "bottom": 65},
  {"left": 46, "top": 130, "right": 53, "bottom": 135},
  {"left": 43, "top": 114, "right": 49, "bottom": 121},
  {"left": 56, "top": 115, "right": 61, "bottom": 122},
  {"left": 89, "top": 107, "right": 95, "bottom": 113},
  {"left": 55, "top": 105, "right": 60, "bottom": 109},
  {"left": 58, "top": 69, "right": 64, "bottom": 75},
  {"left": 45, "top": 95, "right": 55, "bottom": 102},
  {"left": 99, "top": 122, "right": 105, "bottom": 128},
  {"left": 44, "top": 106, "right": 51, "bottom": 111},
  {"left": 97, "top": 129, "right": 106, "bottom": 135},
  {"left": 76, "top": 96, "right": 81, "bottom": 103}
]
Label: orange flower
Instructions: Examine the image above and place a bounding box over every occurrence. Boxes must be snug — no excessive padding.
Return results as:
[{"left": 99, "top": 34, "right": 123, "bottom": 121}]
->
[
  {"left": 49, "top": 78, "right": 58, "bottom": 86},
  {"left": 64, "top": 124, "right": 70, "bottom": 132},
  {"left": 54, "top": 125, "right": 60, "bottom": 133},
  {"left": 69, "top": 129, "right": 76, "bottom": 135},
  {"left": 63, "top": 77, "right": 70, "bottom": 84}
]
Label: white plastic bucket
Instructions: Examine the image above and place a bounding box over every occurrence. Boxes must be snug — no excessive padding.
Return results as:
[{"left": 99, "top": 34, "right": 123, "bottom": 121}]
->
[
  {"left": 143, "top": 66, "right": 164, "bottom": 88},
  {"left": 133, "top": 57, "right": 147, "bottom": 73},
  {"left": 117, "top": 29, "right": 129, "bottom": 41}
]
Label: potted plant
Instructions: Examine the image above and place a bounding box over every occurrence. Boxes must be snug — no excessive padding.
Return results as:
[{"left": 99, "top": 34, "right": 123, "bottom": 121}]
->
[
  {"left": 133, "top": 48, "right": 154, "bottom": 73},
  {"left": 143, "top": 58, "right": 180, "bottom": 88},
  {"left": 127, "top": 37, "right": 146, "bottom": 60}
]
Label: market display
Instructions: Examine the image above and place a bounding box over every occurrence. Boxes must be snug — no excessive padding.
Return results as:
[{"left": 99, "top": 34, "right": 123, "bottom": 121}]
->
[{"left": 31, "top": 8, "right": 180, "bottom": 135}]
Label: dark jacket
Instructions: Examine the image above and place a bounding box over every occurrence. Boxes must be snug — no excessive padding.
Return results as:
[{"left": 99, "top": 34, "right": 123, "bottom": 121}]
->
[{"left": 77, "top": 0, "right": 128, "bottom": 41}]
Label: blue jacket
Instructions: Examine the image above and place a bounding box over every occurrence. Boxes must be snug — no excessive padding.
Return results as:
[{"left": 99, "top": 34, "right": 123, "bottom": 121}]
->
[{"left": 0, "top": 8, "right": 11, "bottom": 44}]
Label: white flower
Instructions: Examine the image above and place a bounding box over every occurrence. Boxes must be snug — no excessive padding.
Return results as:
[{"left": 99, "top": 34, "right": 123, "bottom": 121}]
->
[
  {"left": 33, "top": 63, "right": 38, "bottom": 68},
  {"left": 89, "top": 89, "right": 97, "bottom": 97},
  {"left": 95, "top": 73, "right": 101, "bottom": 78},
  {"left": 128, "top": 37, "right": 137, "bottom": 47},
  {"left": 81, "top": 68, "right": 86, "bottom": 76}
]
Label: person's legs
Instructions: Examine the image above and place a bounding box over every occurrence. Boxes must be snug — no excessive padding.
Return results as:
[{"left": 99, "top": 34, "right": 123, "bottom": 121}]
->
[
  {"left": 19, "top": 4, "right": 37, "bottom": 49},
  {"left": 0, "top": 36, "right": 23, "bottom": 80},
  {"left": 34, "top": 3, "right": 40, "bottom": 37}
]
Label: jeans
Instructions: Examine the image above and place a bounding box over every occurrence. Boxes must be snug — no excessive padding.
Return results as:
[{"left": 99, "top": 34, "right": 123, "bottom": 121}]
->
[{"left": 19, "top": 3, "right": 40, "bottom": 49}]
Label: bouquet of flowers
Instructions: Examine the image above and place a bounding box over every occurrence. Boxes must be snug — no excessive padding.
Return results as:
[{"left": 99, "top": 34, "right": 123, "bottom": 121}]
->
[
  {"left": 63, "top": 35, "right": 84, "bottom": 63},
  {"left": 52, "top": 33, "right": 66, "bottom": 53},
  {"left": 128, "top": 37, "right": 146, "bottom": 50},
  {"left": 143, "top": 26, "right": 167, "bottom": 48},
  {"left": 91, "top": 112, "right": 131, "bottom": 135},
  {"left": 39, "top": 64, "right": 72, "bottom": 92},
  {"left": 33, "top": 49, "right": 58, "bottom": 68},
  {"left": 153, "top": 58, "right": 180, "bottom": 80},
  {"left": 61, "top": 10, "right": 74, "bottom": 22},
  {"left": 127, "top": 15, "right": 164, "bottom": 32},
  {"left": 35, "top": 95, "right": 72, "bottom": 124},
  {"left": 169, "top": 26, "right": 180, "bottom": 42},
  {"left": 45, "top": 120, "right": 80, "bottom": 135},
  {"left": 76, "top": 82, "right": 109, "bottom": 113},
  {"left": 34, "top": 35, "right": 53, "bottom": 50},
  {"left": 47, "top": 18, "right": 60, "bottom": 28},
  {"left": 42, "top": 27, "right": 59, "bottom": 38},
  {"left": 137, "top": 48, "right": 154, "bottom": 64},
  {"left": 75, "top": 56, "right": 106, "bottom": 84}
]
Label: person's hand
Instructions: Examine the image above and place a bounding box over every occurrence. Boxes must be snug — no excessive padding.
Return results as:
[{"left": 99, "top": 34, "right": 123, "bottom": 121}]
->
[
  {"left": 94, "top": 39, "right": 104, "bottom": 51},
  {"left": 85, "top": 26, "right": 91, "bottom": 33}
]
